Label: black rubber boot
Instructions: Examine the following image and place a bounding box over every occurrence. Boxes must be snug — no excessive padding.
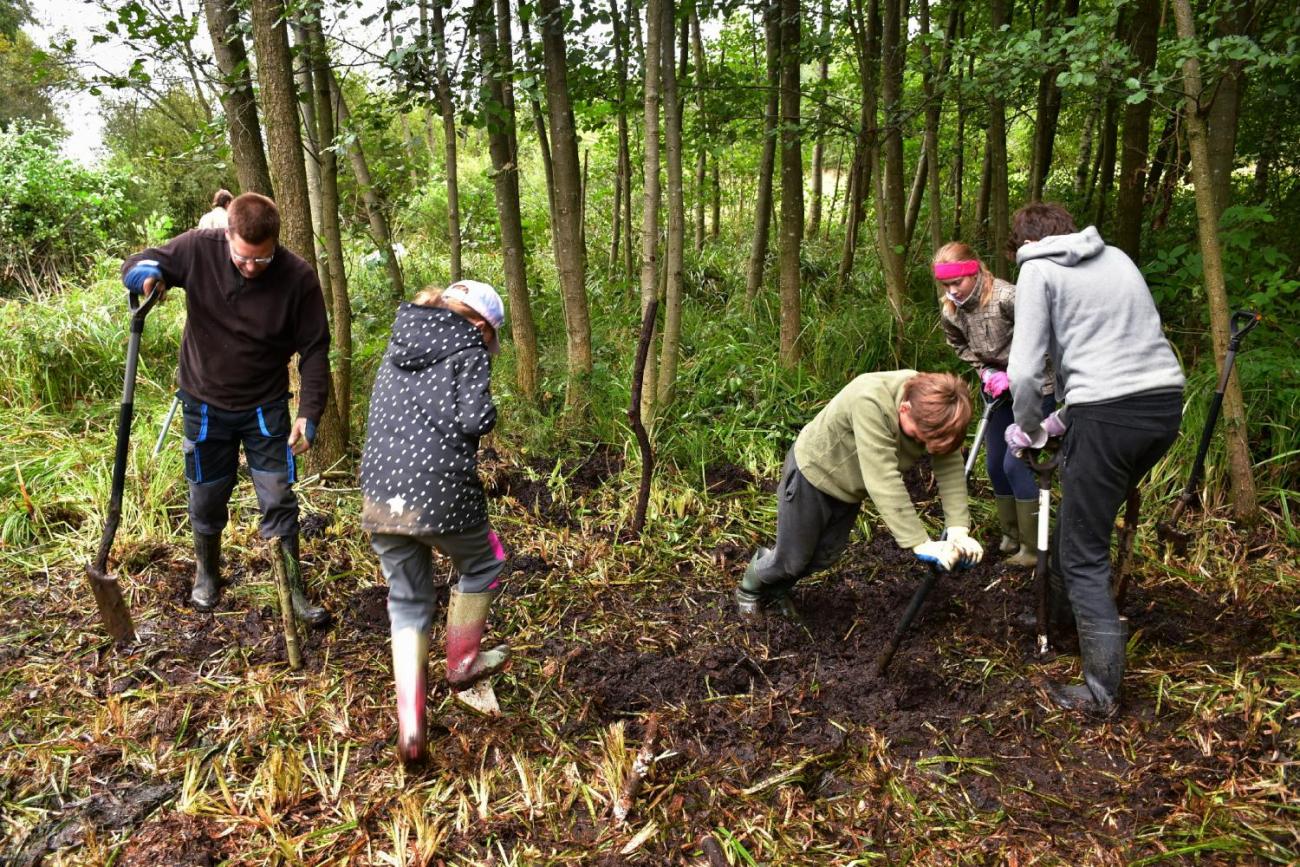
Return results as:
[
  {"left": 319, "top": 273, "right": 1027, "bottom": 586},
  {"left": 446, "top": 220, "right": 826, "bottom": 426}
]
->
[
  {"left": 1049, "top": 619, "right": 1125, "bottom": 717},
  {"left": 279, "top": 535, "right": 331, "bottom": 628},
  {"left": 191, "top": 531, "right": 222, "bottom": 610}
]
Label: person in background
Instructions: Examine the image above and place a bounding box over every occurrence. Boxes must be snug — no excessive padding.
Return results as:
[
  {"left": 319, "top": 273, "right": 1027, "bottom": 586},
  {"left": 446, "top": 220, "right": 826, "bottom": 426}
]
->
[
  {"left": 360, "top": 280, "right": 510, "bottom": 765},
  {"left": 197, "top": 189, "right": 233, "bottom": 229},
  {"left": 121, "top": 192, "right": 331, "bottom": 627},
  {"left": 1005, "top": 202, "right": 1184, "bottom": 717},
  {"left": 734, "top": 370, "right": 984, "bottom": 623},
  {"left": 934, "top": 241, "right": 1055, "bottom": 568}
]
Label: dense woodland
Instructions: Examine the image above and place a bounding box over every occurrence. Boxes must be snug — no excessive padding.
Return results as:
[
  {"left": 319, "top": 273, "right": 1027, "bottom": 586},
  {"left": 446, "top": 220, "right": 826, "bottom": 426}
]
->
[{"left": 1, "top": 0, "right": 1299, "bottom": 863}]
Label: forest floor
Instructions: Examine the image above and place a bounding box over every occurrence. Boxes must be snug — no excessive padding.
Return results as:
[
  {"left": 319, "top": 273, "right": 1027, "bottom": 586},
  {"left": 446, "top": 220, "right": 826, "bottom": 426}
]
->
[{"left": 2, "top": 444, "right": 1297, "bottom": 865}]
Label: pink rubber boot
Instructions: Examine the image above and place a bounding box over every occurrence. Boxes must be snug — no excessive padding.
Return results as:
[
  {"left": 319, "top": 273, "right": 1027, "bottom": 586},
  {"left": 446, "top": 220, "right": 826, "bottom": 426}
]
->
[
  {"left": 391, "top": 626, "right": 429, "bottom": 765},
  {"left": 445, "top": 586, "right": 511, "bottom": 689}
]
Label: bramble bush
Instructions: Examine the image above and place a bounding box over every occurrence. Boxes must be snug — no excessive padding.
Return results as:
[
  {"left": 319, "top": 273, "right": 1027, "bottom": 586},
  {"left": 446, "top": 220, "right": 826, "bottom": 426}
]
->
[{"left": 0, "top": 123, "right": 133, "bottom": 296}]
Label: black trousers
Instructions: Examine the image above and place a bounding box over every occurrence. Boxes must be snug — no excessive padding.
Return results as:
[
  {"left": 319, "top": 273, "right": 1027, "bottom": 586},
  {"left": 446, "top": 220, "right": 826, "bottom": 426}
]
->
[{"left": 1055, "top": 391, "right": 1182, "bottom": 629}]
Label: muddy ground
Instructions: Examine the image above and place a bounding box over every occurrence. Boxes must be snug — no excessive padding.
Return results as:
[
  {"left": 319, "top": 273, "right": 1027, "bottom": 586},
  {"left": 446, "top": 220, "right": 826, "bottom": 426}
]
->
[{"left": 2, "top": 447, "right": 1295, "bottom": 864}]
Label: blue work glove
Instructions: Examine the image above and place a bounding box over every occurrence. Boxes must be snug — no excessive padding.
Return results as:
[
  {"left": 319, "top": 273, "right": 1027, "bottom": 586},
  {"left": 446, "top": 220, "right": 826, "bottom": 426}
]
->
[
  {"left": 304, "top": 418, "right": 317, "bottom": 443},
  {"left": 124, "top": 260, "right": 162, "bottom": 294}
]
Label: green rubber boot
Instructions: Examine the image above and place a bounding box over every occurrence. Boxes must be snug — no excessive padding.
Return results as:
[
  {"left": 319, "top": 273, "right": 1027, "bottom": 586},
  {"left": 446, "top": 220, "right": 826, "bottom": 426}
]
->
[
  {"left": 1004, "top": 499, "right": 1039, "bottom": 568},
  {"left": 279, "top": 535, "right": 330, "bottom": 628},
  {"left": 994, "top": 495, "right": 1020, "bottom": 554}
]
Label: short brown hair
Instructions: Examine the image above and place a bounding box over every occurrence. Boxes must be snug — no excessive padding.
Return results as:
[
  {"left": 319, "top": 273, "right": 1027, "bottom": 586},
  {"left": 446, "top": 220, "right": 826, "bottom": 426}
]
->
[
  {"left": 1008, "top": 202, "right": 1077, "bottom": 256},
  {"left": 212, "top": 188, "right": 233, "bottom": 208},
  {"left": 228, "top": 192, "right": 280, "bottom": 244},
  {"left": 903, "top": 372, "right": 972, "bottom": 454}
]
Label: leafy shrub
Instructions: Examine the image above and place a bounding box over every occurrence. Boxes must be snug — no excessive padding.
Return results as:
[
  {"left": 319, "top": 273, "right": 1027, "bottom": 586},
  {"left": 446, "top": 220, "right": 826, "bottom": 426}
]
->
[{"left": 0, "top": 123, "right": 134, "bottom": 295}]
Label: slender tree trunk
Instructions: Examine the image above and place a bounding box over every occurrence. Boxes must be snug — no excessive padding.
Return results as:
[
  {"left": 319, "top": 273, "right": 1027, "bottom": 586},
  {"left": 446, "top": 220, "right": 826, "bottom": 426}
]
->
[
  {"left": 290, "top": 20, "right": 327, "bottom": 301},
  {"left": 778, "top": 0, "right": 802, "bottom": 366},
  {"left": 986, "top": 0, "right": 1010, "bottom": 278},
  {"left": 249, "top": 0, "right": 345, "bottom": 471},
  {"left": 877, "top": 0, "right": 908, "bottom": 324},
  {"left": 538, "top": 0, "right": 594, "bottom": 403},
  {"left": 690, "top": 9, "right": 708, "bottom": 253},
  {"left": 1091, "top": 93, "right": 1119, "bottom": 230},
  {"left": 953, "top": 44, "right": 968, "bottom": 239},
  {"left": 329, "top": 76, "right": 405, "bottom": 301},
  {"left": 1026, "top": 0, "right": 1077, "bottom": 202},
  {"left": 903, "top": 151, "right": 927, "bottom": 248},
  {"left": 746, "top": 0, "right": 782, "bottom": 303},
  {"left": 1074, "top": 106, "right": 1095, "bottom": 196},
  {"left": 837, "top": 0, "right": 879, "bottom": 290},
  {"left": 305, "top": 16, "right": 351, "bottom": 446},
  {"left": 518, "top": 8, "right": 558, "bottom": 242},
  {"left": 1113, "top": 0, "right": 1160, "bottom": 262},
  {"left": 807, "top": 0, "right": 831, "bottom": 238},
  {"left": 429, "top": 0, "right": 463, "bottom": 281},
  {"left": 1144, "top": 105, "right": 1179, "bottom": 205},
  {"left": 610, "top": 0, "right": 631, "bottom": 272},
  {"left": 711, "top": 155, "right": 721, "bottom": 239},
  {"left": 639, "top": 0, "right": 663, "bottom": 420},
  {"left": 204, "top": 0, "right": 272, "bottom": 194},
  {"left": 658, "top": 0, "right": 685, "bottom": 405},
  {"left": 473, "top": 0, "right": 539, "bottom": 399},
  {"left": 1172, "top": 0, "right": 1258, "bottom": 522}
]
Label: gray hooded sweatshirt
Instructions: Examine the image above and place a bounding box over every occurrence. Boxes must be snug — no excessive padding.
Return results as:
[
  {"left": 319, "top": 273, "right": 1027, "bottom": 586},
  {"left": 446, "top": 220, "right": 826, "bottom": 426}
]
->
[{"left": 1007, "top": 226, "right": 1184, "bottom": 436}]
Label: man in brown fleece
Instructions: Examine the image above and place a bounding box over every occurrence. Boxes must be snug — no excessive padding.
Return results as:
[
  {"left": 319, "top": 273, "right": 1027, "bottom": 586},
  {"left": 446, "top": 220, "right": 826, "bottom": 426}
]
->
[{"left": 121, "top": 193, "right": 331, "bottom": 625}]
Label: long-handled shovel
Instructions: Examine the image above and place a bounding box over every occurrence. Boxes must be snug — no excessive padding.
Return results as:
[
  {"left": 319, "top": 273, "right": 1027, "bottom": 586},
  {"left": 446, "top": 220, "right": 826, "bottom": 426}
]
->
[
  {"left": 964, "top": 395, "right": 1007, "bottom": 482},
  {"left": 1158, "top": 310, "right": 1261, "bottom": 549},
  {"left": 86, "top": 288, "right": 161, "bottom": 645},
  {"left": 870, "top": 557, "right": 944, "bottom": 678},
  {"left": 1025, "top": 447, "right": 1061, "bottom": 658}
]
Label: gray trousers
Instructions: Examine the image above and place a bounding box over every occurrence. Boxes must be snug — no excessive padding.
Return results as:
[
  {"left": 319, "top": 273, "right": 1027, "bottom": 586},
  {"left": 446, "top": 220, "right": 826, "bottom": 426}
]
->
[
  {"left": 371, "top": 525, "right": 507, "bottom": 632},
  {"left": 746, "top": 446, "right": 861, "bottom": 593}
]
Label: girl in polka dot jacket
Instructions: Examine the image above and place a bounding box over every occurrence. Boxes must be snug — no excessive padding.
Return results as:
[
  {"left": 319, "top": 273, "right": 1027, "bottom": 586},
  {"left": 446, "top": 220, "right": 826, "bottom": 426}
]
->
[{"left": 360, "top": 280, "right": 509, "bottom": 765}]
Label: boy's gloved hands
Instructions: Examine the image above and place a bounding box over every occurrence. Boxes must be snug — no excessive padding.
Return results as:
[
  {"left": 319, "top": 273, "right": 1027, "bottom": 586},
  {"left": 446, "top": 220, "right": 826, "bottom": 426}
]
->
[
  {"left": 944, "top": 527, "right": 984, "bottom": 567},
  {"left": 912, "top": 539, "right": 961, "bottom": 571},
  {"left": 980, "top": 368, "right": 1010, "bottom": 398}
]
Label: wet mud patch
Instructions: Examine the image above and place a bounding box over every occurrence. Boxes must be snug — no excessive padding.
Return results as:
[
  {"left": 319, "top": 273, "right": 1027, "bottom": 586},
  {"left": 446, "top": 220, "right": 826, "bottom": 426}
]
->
[
  {"left": 10, "top": 781, "right": 177, "bottom": 867},
  {"left": 118, "top": 812, "right": 225, "bottom": 866},
  {"left": 703, "top": 461, "right": 757, "bottom": 495}
]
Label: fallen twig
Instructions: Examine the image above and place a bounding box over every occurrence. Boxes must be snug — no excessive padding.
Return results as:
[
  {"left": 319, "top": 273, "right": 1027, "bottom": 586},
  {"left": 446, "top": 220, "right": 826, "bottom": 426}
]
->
[{"left": 613, "top": 712, "right": 660, "bottom": 824}]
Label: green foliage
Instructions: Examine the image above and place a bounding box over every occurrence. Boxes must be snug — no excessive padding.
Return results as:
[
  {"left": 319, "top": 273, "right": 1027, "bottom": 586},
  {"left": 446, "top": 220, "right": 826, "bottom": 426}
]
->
[
  {"left": 0, "top": 28, "right": 70, "bottom": 132},
  {"left": 0, "top": 124, "right": 133, "bottom": 295},
  {"left": 101, "top": 89, "right": 233, "bottom": 235}
]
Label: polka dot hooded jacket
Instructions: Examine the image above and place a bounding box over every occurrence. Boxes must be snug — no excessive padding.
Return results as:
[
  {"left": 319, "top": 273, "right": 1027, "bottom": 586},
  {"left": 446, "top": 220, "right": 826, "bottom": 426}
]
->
[{"left": 360, "top": 303, "right": 497, "bottom": 536}]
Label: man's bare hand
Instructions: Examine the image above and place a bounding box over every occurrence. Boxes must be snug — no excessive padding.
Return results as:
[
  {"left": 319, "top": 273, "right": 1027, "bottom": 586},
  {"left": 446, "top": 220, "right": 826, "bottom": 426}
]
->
[
  {"left": 288, "top": 417, "right": 314, "bottom": 455},
  {"left": 142, "top": 276, "right": 168, "bottom": 302}
]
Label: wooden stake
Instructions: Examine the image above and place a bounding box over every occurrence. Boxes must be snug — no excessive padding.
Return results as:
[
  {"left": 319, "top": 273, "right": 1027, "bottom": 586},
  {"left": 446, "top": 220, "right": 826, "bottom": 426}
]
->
[{"left": 271, "top": 539, "right": 303, "bottom": 670}]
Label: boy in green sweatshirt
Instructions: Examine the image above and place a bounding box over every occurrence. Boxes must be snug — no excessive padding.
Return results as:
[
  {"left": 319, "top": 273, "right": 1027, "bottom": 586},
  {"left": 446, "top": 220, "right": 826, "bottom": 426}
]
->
[{"left": 736, "top": 371, "right": 984, "bottom": 621}]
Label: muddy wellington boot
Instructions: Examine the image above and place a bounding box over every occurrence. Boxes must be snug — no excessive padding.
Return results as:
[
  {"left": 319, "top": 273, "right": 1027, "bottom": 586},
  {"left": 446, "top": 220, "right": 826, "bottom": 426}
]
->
[
  {"left": 1004, "top": 499, "right": 1040, "bottom": 568},
  {"left": 994, "top": 496, "right": 1020, "bottom": 555},
  {"left": 279, "top": 535, "right": 331, "bottom": 628},
  {"left": 391, "top": 626, "right": 429, "bottom": 765},
  {"left": 734, "top": 551, "right": 769, "bottom": 622},
  {"left": 445, "top": 587, "right": 511, "bottom": 690},
  {"left": 1048, "top": 619, "right": 1125, "bottom": 717},
  {"left": 191, "top": 531, "right": 222, "bottom": 610}
]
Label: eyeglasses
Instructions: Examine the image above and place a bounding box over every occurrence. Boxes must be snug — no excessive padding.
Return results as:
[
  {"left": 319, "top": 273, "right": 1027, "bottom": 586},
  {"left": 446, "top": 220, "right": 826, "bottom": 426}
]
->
[{"left": 231, "top": 250, "right": 275, "bottom": 266}]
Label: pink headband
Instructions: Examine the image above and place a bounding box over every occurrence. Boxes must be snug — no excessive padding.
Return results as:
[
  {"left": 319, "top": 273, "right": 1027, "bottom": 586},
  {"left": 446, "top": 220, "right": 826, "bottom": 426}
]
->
[{"left": 933, "top": 260, "right": 980, "bottom": 280}]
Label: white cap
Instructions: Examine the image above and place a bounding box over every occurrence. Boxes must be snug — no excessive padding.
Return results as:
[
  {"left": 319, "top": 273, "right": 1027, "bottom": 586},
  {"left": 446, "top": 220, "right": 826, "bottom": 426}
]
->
[{"left": 444, "top": 280, "right": 505, "bottom": 355}]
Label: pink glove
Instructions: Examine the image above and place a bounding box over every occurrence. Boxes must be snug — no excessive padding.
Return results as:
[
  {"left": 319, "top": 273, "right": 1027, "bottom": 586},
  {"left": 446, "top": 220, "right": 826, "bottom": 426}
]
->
[
  {"left": 981, "top": 368, "right": 1010, "bottom": 398},
  {"left": 1004, "top": 423, "right": 1045, "bottom": 454},
  {"left": 1042, "top": 410, "right": 1067, "bottom": 438}
]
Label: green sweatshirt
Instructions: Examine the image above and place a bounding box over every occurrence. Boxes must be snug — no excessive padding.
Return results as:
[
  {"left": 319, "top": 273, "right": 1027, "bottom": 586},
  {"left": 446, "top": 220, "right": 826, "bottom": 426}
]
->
[{"left": 793, "top": 370, "right": 969, "bottom": 549}]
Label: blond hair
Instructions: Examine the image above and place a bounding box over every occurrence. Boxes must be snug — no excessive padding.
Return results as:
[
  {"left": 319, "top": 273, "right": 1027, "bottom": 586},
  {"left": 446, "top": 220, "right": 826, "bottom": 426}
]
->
[
  {"left": 412, "top": 285, "right": 497, "bottom": 345},
  {"left": 933, "top": 241, "right": 995, "bottom": 315},
  {"left": 903, "top": 372, "right": 973, "bottom": 455}
]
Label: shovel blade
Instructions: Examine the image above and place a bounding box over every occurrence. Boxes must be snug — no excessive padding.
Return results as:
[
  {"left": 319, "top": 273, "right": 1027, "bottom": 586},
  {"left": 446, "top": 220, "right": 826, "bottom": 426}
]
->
[{"left": 85, "top": 565, "right": 137, "bottom": 644}]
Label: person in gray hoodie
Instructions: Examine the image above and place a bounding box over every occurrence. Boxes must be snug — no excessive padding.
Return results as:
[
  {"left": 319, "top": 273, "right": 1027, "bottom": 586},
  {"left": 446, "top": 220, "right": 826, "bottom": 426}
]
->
[
  {"left": 360, "top": 280, "right": 510, "bottom": 765},
  {"left": 1004, "top": 202, "right": 1184, "bottom": 717}
]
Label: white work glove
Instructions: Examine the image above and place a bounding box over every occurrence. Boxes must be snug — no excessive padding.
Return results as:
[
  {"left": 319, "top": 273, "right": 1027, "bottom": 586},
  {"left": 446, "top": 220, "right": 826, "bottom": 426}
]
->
[
  {"left": 944, "top": 527, "right": 984, "bottom": 568},
  {"left": 912, "top": 539, "right": 961, "bottom": 571}
]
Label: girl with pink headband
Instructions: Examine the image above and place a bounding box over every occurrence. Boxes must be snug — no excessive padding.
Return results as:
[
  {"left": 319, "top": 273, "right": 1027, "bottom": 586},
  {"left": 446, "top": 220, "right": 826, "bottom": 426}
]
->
[{"left": 933, "top": 241, "right": 1055, "bottom": 568}]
